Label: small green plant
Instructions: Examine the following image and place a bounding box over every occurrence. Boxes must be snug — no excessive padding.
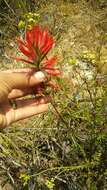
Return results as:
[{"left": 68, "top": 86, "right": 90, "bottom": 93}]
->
[
  {"left": 45, "top": 178, "right": 55, "bottom": 190},
  {"left": 19, "top": 173, "right": 30, "bottom": 187},
  {"left": 18, "top": 12, "right": 40, "bottom": 30}
]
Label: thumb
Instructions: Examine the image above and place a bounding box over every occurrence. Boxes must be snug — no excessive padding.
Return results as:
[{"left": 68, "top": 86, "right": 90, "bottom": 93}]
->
[{"left": 0, "top": 71, "right": 45, "bottom": 102}]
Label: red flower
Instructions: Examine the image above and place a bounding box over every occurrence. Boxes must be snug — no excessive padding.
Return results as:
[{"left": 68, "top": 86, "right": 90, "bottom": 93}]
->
[
  {"left": 43, "top": 56, "right": 60, "bottom": 76},
  {"left": 15, "top": 25, "right": 60, "bottom": 76}
]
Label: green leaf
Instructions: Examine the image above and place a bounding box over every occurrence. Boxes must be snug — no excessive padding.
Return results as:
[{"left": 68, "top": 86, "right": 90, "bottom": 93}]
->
[{"left": 18, "top": 20, "right": 25, "bottom": 29}]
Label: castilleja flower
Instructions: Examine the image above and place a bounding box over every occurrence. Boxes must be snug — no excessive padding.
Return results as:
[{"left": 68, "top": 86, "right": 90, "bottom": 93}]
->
[{"left": 15, "top": 25, "right": 60, "bottom": 76}]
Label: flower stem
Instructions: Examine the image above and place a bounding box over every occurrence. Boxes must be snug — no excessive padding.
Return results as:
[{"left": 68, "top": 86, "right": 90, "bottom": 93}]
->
[{"left": 51, "top": 100, "right": 68, "bottom": 126}]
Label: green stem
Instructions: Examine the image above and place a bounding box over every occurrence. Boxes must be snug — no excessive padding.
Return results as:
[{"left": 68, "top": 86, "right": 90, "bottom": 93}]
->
[
  {"left": 31, "top": 162, "right": 95, "bottom": 177},
  {"left": 51, "top": 100, "right": 68, "bottom": 126}
]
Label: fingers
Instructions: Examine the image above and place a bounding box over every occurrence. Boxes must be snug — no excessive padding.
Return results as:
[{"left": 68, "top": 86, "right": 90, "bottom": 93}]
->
[
  {"left": 8, "top": 84, "right": 45, "bottom": 99},
  {"left": 6, "top": 96, "right": 50, "bottom": 125},
  {"left": 13, "top": 96, "right": 50, "bottom": 108},
  {"left": 8, "top": 88, "right": 33, "bottom": 99},
  {"left": 14, "top": 104, "right": 48, "bottom": 122}
]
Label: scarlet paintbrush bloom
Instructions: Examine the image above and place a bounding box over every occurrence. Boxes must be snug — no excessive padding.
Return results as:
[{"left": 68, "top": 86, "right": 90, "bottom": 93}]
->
[{"left": 16, "top": 25, "right": 60, "bottom": 76}]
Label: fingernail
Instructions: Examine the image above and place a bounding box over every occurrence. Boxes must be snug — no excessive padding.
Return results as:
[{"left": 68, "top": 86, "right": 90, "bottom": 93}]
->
[{"left": 34, "top": 71, "right": 45, "bottom": 81}]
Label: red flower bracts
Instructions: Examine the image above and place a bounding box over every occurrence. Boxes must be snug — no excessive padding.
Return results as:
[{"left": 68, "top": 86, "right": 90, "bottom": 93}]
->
[{"left": 16, "top": 25, "right": 60, "bottom": 76}]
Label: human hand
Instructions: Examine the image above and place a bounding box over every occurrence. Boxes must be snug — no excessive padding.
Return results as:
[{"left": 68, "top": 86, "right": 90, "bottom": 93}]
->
[{"left": 0, "top": 68, "right": 50, "bottom": 129}]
